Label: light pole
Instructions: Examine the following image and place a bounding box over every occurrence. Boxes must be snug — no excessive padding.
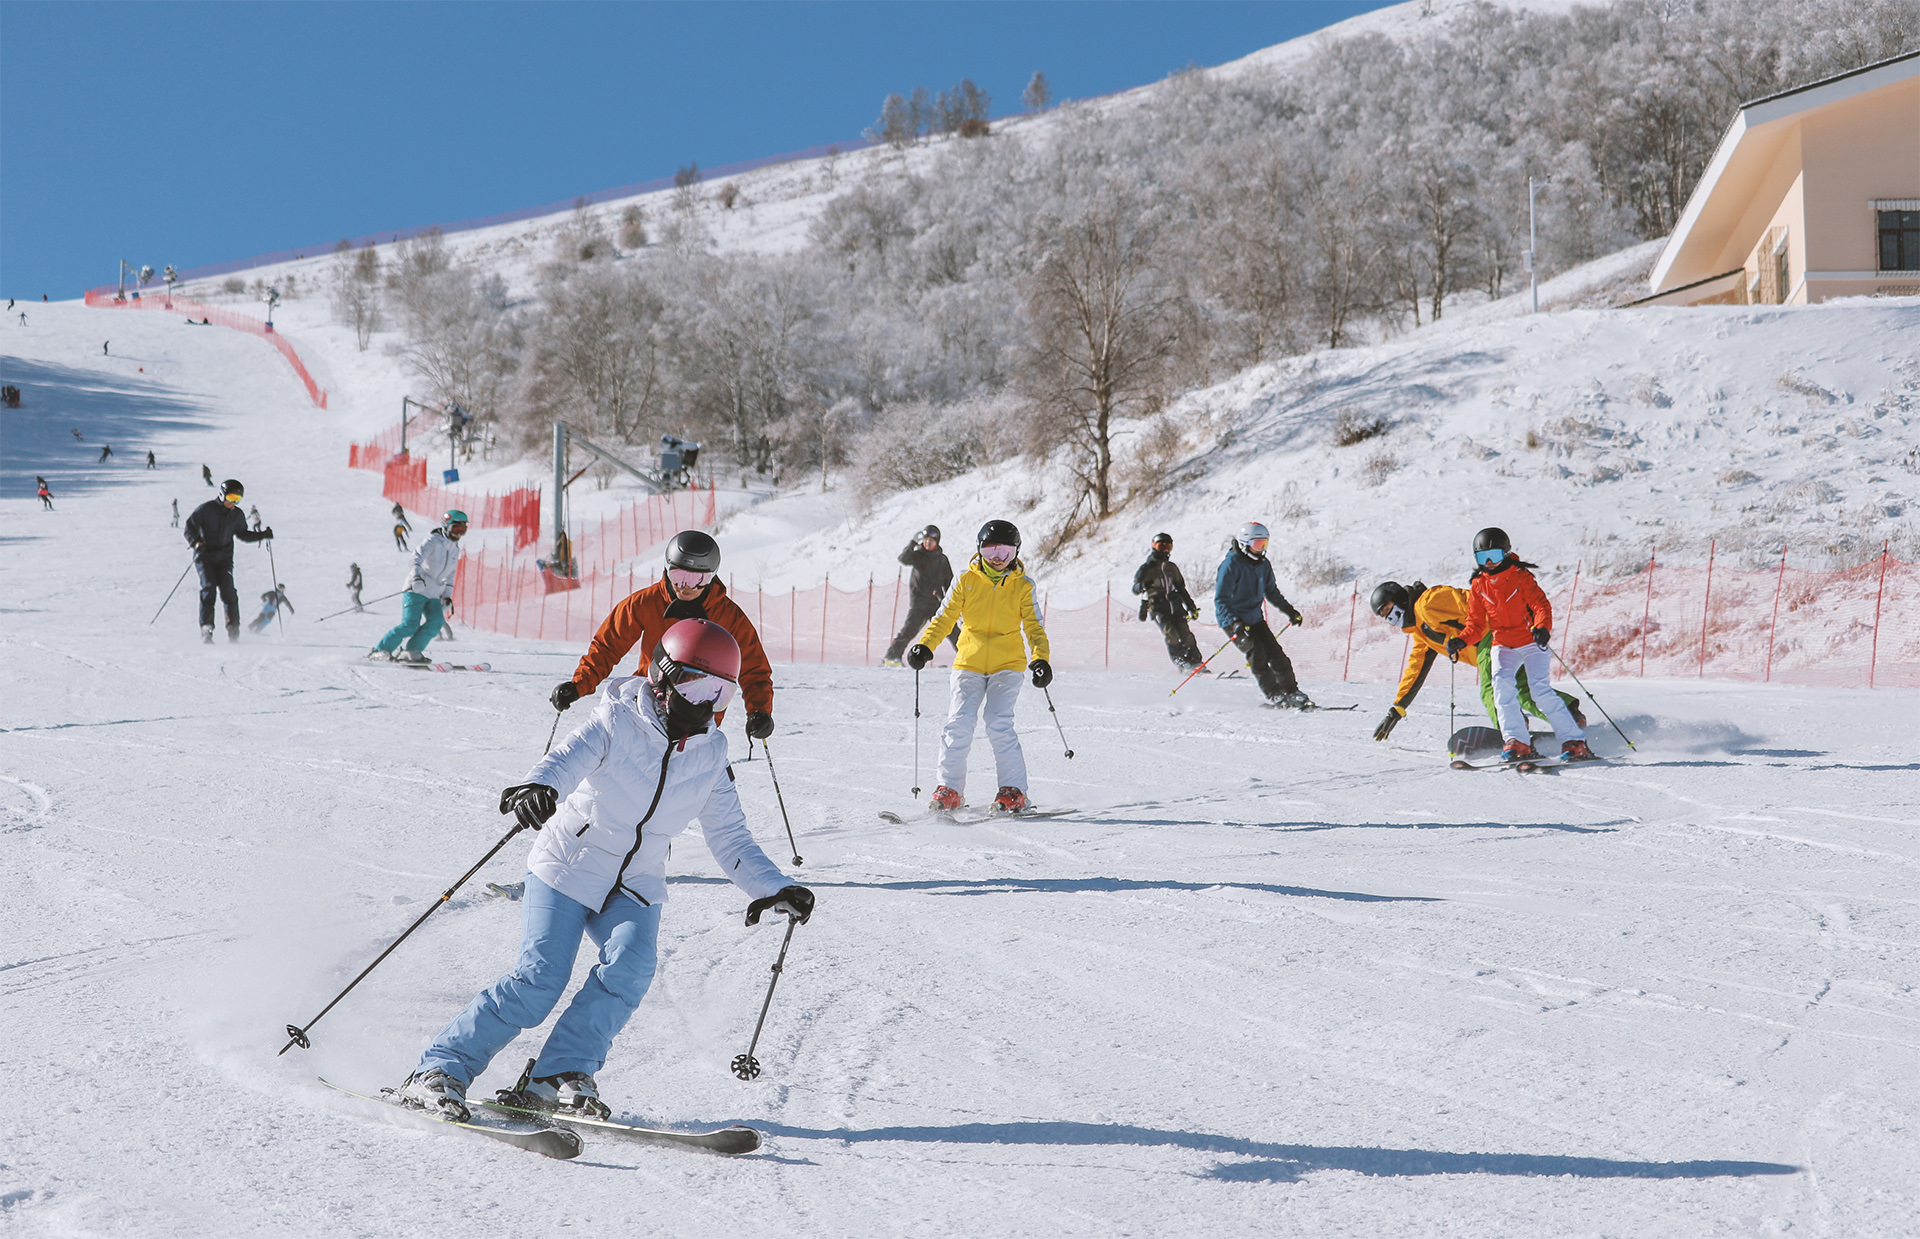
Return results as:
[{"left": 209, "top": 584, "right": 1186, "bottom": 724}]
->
[
  {"left": 262, "top": 287, "right": 281, "bottom": 331},
  {"left": 1527, "top": 176, "right": 1550, "bottom": 314},
  {"left": 163, "top": 266, "right": 177, "bottom": 308}
]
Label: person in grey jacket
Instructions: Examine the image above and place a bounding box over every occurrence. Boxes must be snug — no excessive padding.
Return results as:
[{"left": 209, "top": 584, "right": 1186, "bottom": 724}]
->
[
  {"left": 1213, "top": 521, "right": 1311, "bottom": 708},
  {"left": 882, "top": 524, "right": 957, "bottom": 665},
  {"left": 1132, "top": 532, "right": 1204, "bottom": 671},
  {"left": 396, "top": 620, "right": 813, "bottom": 1123},
  {"left": 369, "top": 509, "right": 465, "bottom": 663}
]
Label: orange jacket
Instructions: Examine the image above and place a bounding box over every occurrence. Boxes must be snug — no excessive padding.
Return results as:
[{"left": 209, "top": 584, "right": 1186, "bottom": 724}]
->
[
  {"left": 570, "top": 577, "right": 774, "bottom": 716},
  {"left": 1458, "top": 561, "right": 1553, "bottom": 650}
]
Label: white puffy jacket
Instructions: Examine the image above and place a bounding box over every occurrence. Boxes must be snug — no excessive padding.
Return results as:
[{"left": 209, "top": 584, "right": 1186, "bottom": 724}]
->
[
  {"left": 521, "top": 676, "right": 789, "bottom": 913},
  {"left": 407, "top": 529, "right": 462, "bottom": 600}
]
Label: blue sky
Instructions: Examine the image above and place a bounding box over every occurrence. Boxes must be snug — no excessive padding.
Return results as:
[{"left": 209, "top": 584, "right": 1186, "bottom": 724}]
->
[{"left": 1, "top": 1, "right": 1391, "bottom": 299}]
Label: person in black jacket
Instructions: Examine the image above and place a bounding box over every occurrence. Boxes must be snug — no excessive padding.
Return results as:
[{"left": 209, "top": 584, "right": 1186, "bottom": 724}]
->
[
  {"left": 1132, "top": 532, "right": 1205, "bottom": 671},
  {"left": 184, "top": 479, "right": 273, "bottom": 643},
  {"left": 882, "top": 524, "right": 957, "bottom": 665}
]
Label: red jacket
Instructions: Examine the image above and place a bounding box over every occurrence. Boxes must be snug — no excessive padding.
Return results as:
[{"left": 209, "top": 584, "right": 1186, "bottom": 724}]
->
[
  {"left": 570, "top": 577, "right": 774, "bottom": 716},
  {"left": 1458, "top": 561, "right": 1553, "bottom": 650}
]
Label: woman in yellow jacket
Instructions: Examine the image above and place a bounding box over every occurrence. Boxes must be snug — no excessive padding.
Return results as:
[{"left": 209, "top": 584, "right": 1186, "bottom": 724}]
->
[{"left": 907, "top": 519, "right": 1053, "bottom": 814}]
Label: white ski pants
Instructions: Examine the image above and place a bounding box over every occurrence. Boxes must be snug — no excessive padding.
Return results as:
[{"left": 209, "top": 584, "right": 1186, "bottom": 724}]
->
[
  {"left": 937, "top": 668, "right": 1028, "bottom": 796},
  {"left": 1490, "top": 643, "right": 1584, "bottom": 745}
]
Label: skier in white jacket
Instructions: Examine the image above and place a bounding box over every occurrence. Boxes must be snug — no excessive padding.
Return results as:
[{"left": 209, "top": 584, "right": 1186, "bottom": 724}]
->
[
  {"left": 399, "top": 619, "right": 814, "bottom": 1122},
  {"left": 369, "top": 509, "right": 465, "bottom": 663}
]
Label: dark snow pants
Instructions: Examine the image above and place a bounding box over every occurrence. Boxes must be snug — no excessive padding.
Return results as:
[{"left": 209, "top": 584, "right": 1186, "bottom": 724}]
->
[
  {"left": 1230, "top": 619, "right": 1298, "bottom": 700},
  {"left": 884, "top": 601, "right": 959, "bottom": 662},
  {"left": 1148, "top": 598, "right": 1203, "bottom": 669},
  {"left": 197, "top": 558, "right": 239, "bottom": 629}
]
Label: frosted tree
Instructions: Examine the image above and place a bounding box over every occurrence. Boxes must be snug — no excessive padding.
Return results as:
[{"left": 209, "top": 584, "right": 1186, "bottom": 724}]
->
[{"left": 1023, "top": 71, "right": 1052, "bottom": 112}]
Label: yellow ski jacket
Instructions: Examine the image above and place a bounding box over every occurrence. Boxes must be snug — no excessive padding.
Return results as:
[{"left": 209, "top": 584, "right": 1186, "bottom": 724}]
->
[
  {"left": 1391, "top": 584, "right": 1471, "bottom": 710},
  {"left": 918, "top": 558, "right": 1051, "bottom": 674}
]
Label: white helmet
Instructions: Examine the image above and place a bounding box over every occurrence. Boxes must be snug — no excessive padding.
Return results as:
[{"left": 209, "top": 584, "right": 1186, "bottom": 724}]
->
[{"left": 1236, "top": 521, "right": 1270, "bottom": 553}]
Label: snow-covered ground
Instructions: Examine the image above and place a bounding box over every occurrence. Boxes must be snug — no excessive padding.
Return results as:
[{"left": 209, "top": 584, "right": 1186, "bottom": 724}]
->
[{"left": 6, "top": 247, "right": 1920, "bottom": 1238}]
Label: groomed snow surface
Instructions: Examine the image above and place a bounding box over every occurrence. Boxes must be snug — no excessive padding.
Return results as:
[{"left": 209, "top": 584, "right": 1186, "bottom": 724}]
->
[{"left": 5, "top": 301, "right": 1920, "bottom": 1238}]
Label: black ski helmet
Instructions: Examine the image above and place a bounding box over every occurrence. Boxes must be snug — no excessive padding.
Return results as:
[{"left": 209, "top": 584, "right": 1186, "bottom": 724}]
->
[
  {"left": 1472, "top": 527, "right": 1512, "bottom": 555},
  {"left": 665, "top": 530, "right": 721, "bottom": 574},
  {"left": 1369, "top": 581, "right": 1411, "bottom": 619},
  {"left": 920, "top": 524, "right": 941, "bottom": 542},
  {"left": 1151, "top": 532, "right": 1173, "bottom": 549},
  {"left": 977, "top": 519, "right": 1020, "bottom": 550},
  {"left": 221, "top": 478, "right": 244, "bottom": 498}
]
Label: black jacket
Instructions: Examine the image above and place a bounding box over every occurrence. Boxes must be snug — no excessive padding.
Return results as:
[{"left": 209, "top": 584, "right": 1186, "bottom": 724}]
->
[
  {"left": 1132, "top": 552, "right": 1196, "bottom": 614},
  {"left": 898, "top": 541, "right": 954, "bottom": 609},
  {"left": 185, "top": 499, "right": 269, "bottom": 562}
]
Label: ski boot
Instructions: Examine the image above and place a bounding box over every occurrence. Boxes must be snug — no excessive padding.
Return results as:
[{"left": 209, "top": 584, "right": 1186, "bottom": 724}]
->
[
  {"left": 1560, "top": 738, "right": 1597, "bottom": 762},
  {"left": 516, "top": 1072, "right": 612, "bottom": 1120},
  {"left": 991, "top": 786, "right": 1029, "bottom": 814},
  {"left": 1501, "top": 739, "right": 1538, "bottom": 764},
  {"left": 1568, "top": 699, "right": 1588, "bottom": 729},
  {"left": 397, "top": 1069, "right": 470, "bottom": 1122},
  {"left": 928, "top": 785, "right": 963, "bottom": 813},
  {"left": 226, "top": 623, "right": 241, "bottom": 643},
  {"left": 881, "top": 657, "right": 903, "bottom": 668},
  {"left": 396, "top": 649, "right": 431, "bottom": 665},
  {"left": 200, "top": 625, "right": 215, "bottom": 645},
  {"left": 365, "top": 648, "right": 393, "bottom": 662}
]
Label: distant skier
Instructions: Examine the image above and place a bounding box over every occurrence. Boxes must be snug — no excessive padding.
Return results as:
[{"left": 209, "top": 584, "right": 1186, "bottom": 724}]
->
[
  {"left": 171, "top": 498, "right": 179, "bottom": 527},
  {"left": 347, "top": 562, "right": 364, "bottom": 611},
  {"left": 1443, "top": 528, "right": 1592, "bottom": 764},
  {"left": 368, "top": 510, "right": 466, "bottom": 663},
  {"left": 248, "top": 583, "right": 294, "bottom": 633},
  {"left": 882, "top": 524, "right": 956, "bottom": 666},
  {"left": 146, "top": 450, "right": 157, "bottom": 469},
  {"left": 185, "top": 479, "right": 273, "bottom": 643},
  {"left": 1214, "top": 521, "right": 1309, "bottom": 708},
  {"left": 202, "top": 464, "right": 214, "bottom": 488},
  {"left": 1132, "top": 532, "right": 1204, "bottom": 672},
  {"left": 72, "top": 428, "right": 84, "bottom": 442},
  {"left": 103, "top": 341, "right": 109, "bottom": 356},
  {"left": 394, "top": 618, "right": 813, "bottom": 1125},
  {"left": 97, "top": 444, "right": 112, "bottom": 463},
  {"left": 248, "top": 504, "right": 262, "bottom": 532},
  {"left": 908, "top": 519, "right": 1052, "bottom": 814},
  {"left": 549, "top": 531, "right": 775, "bottom": 742},
  {"left": 37, "top": 478, "right": 53, "bottom": 510},
  {"left": 393, "top": 522, "right": 409, "bottom": 552},
  {"left": 392, "top": 501, "right": 412, "bottom": 532},
  {"left": 1367, "top": 579, "right": 1584, "bottom": 742}
]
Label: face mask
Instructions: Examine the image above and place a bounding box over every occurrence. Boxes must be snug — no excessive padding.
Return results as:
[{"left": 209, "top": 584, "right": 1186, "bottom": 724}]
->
[
  {"left": 1384, "top": 605, "right": 1405, "bottom": 628},
  {"left": 658, "top": 684, "right": 716, "bottom": 739}
]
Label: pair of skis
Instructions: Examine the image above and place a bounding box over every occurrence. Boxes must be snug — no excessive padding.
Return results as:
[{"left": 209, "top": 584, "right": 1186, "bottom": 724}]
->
[
  {"left": 1446, "top": 726, "right": 1603, "bottom": 773},
  {"left": 878, "top": 806, "right": 1077, "bottom": 825},
  {"left": 321, "top": 1079, "right": 760, "bottom": 1159},
  {"left": 387, "top": 660, "right": 491, "bottom": 673}
]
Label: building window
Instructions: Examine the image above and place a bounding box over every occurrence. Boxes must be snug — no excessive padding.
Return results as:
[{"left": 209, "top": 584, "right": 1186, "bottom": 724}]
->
[{"left": 1880, "top": 210, "right": 1920, "bottom": 272}]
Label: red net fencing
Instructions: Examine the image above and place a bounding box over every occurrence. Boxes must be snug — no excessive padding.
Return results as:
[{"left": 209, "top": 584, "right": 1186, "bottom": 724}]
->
[
  {"left": 449, "top": 548, "right": 1917, "bottom": 690},
  {"left": 375, "top": 455, "right": 541, "bottom": 551},
  {"left": 83, "top": 289, "right": 327, "bottom": 408},
  {"left": 565, "top": 484, "right": 719, "bottom": 575}
]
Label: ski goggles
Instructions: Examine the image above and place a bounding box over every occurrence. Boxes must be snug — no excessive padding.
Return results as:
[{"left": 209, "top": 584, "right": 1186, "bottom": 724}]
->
[
  {"left": 979, "top": 544, "right": 1017, "bottom": 566},
  {"left": 1244, "top": 537, "right": 1269, "bottom": 553},
  {"left": 223, "top": 492, "right": 243, "bottom": 503},
  {"left": 1474, "top": 548, "right": 1508, "bottom": 568},
  {"left": 666, "top": 567, "right": 713, "bottom": 589},
  {"left": 659, "top": 662, "right": 738, "bottom": 709}
]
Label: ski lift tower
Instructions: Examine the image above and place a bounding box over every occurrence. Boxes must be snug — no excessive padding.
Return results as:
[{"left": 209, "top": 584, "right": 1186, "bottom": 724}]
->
[{"left": 551, "top": 421, "right": 669, "bottom": 577}]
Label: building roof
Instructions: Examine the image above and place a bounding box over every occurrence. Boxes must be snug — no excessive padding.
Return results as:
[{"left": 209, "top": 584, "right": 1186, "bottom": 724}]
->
[{"left": 1648, "top": 50, "right": 1920, "bottom": 295}]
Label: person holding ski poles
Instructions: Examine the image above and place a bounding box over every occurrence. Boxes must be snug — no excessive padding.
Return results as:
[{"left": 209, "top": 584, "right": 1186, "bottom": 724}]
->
[
  {"left": 1366, "top": 579, "right": 1585, "bottom": 741},
  {"left": 882, "top": 524, "right": 957, "bottom": 666},
  {"left": 184, "top": 479, "right": 273, "bottom": 643},
  {"left": 1133, "top": 532, "right": 1204, "bottom": 672},
  {"left": 37, "top": 477, "right": 53, "bottom": 510},
  {"left": 550, "top": 531, "right": 775, "bottom": 742},
  {"left": 249, "top": 583, "right": 293, "bottom": 633},
  {"left": 368, "top": 510, "right": 465, "bottom": 664},
  {"left": 1443, "top": 527, "right": 1592, "bottom": 763},
  {"left": 347, "top": 563, "right": 364, "bottom": 612},
  {"left": 908, "top": 519, "right": 1052, "bottom": 814},
  {"left": 1214, "top": 521, "right": 1311, "bottom": 708},
  {"left": 398, "top": 619, "right": 815, "bottom": 1122}
]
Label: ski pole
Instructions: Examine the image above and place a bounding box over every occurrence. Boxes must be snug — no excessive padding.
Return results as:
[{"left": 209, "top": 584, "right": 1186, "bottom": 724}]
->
[
  {"left": 760, "top": 738, "right": 802, "bottom": 866},
  {"left": 265, "top": 537, "right": 285, "bottom": 635},
  {"left": 544, "top": 708, "right": 563, "bottom": 755},
  {"left": 911, "top": 667, "right": 922, "bottom": 797},
  {"left": 1171, "top": 635, "right": 1235, "bottom": 696},
  {"left": 731, "top": 914, "right": 798, "bottom": 1080},
  {"left": 1548, "top": 645, "right": 1637, "bottom": 751},
  {"left": 150, "top": 559, "right": 195, "bottom": 626},
  {"left": 279, "top": 820, "right": 527, "bottom": 1055},
  {"left": 1449, "top": 649, "right": 1457, "bottom": 736},
  {"left": 315, "top": 589, "right": 404, "bottom": 622},
  {"left": 1041, "top": 685, "right": 1074, "bottom": 759}
]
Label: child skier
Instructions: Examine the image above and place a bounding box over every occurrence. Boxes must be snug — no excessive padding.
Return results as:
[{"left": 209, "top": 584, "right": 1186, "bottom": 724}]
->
[
  {"left": 1444, "top": 528, "right": 1593, "bottom": 763},
  {"left": 1133, "top": 532, "right": 1205, "bottom": 672},
  {"left": 907, "top": 519, "right": 1052, "bottom": 814},
  {"left": 37, "top": 478, "right": 53, "bottom": 510},
  {"left": 1214, "top": 521, "right": 1311, "bottom": 708},
  {"left": 248, "top": 584, "right": 293, "bottom": 633}
]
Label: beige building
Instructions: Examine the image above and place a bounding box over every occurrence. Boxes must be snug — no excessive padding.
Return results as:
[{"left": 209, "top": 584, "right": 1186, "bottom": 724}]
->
[{"left": 1641, "top": 50, "right": 1919, "bottom": 306}]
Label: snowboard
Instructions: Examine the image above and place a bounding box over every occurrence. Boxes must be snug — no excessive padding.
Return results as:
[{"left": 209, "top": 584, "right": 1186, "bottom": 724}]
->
[
  {"left": 475, "top": 1098, "right": 762, "bottom": 1155},
  {"left": 319, "top": 1078, "right": 581, "bottom": 1159}
]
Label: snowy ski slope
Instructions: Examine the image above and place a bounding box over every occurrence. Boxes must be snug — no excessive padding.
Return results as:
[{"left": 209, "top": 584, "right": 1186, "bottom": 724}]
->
[{"left": 4, "top": 272, "right": 1919, "bottom": 1237}]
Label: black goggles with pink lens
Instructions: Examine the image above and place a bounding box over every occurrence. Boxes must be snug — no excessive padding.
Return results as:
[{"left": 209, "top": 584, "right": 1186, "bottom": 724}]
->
[{"left": 657, "top": 661, "right": 738, "bottom": 709}]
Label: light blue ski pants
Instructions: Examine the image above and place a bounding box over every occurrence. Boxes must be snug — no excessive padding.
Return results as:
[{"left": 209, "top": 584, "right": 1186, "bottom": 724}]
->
[
  {"left": 936, "top": 668, "right": 1028, "bottom": 796},
  {"left": 375, "top": 591, "right": 445, "bottom": 654},
  {"left": 415, "top": 874, "right": 661, "bottom": 1086}
]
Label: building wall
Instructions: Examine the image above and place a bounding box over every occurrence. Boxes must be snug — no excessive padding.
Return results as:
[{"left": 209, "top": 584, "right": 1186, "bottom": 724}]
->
[{"left": 1801, "top": 77, "right": 1920, "bottom": 278}]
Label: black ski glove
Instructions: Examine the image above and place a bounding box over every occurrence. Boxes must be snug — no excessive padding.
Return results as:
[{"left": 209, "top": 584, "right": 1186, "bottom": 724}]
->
[
  {"left": 261, "top": 527, "right": 274, "bottom": 541},
  {"left": 906, "top": 644, "right": 933, "bottom": 670},
  {"left": 746, "top": 884, "right": 814, "bottom": 926},
  {"left": 1445, "top": 636, "right": 1468, "bottom": 658},
  {"left": 1373, "top": 705, "right": 1405, "bottom": 741},
  {"left": 1029, "top": 658, "right": 1053, "bottom": 689},
  {"left": 1284, "top": 606, "right": 1304, "bottom": 627},
  {"left": 1532, "top": 627, "right": 1551, "bottom": 649},
  {"left": 550, "top": 680, "right": 582, "bottom": 711},
  {"left": 1186, "top": 605, "right": 1201, "bottom": 621},
  {"left": 499, "top": 783, "right": 558, "bottom": 831},
  {"left": 745, "top": 711, "right": 774, "bottom": 740},
  {"left": 1138, "top": 598, "right": 1150, "bottom": 622}
]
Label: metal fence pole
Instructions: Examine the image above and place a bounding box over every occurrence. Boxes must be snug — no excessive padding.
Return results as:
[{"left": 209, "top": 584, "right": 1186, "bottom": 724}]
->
[
  {"left": 1640, "top": 547, "right": 1655, "bottom": 677},
  {"left": 1764, "top": 543, "right": 1787, "bottom": 682},
  {"left": 1698, "top": 539, "right": 1715, "bottom": 678},
  {"left": 1343, "top": 579, "right": 1359, "bottom": 681},
  {"left": 1869, "top": 539, "right": 1890, "bottom": 689}
]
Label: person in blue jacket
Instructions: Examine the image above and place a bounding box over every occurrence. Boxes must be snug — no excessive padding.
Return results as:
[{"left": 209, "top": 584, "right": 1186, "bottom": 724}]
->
[{"left": 1213, "top": 521, "right": 1312, "bottom": 708}]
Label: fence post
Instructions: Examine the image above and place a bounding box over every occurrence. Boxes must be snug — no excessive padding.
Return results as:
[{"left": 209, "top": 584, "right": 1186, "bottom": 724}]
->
[
  {"left": 1764, "top": 543, "right": 1787, "bottom": 682},
  {"left": 789, "top": 587, "right": 796, "bottom": 664},
  {"left": 1562, "top": 560, "right": 1581, "bottom": 674},
  {"left": 865, "top": 575, "right": 874, "bottom": 665},
  {"left": 1640, "top": 547, "right": 1655, "bottom": 677},
  {"left": 1342, "top": 579, "right": 1359, "bottom": 682},
  {"left": 889, "top": 566, "right": 902, "bottom": 647},
  {"left": 1698, "top": 538, "right": 1715, "bottom": 678},
  {"left": 820, "top": 574, "right": 830, "bottom": 664},
  {"left": 1869, "top": 539, "right": 1890, "bottom": 689},
  {"left": 563, "top": 573, "right": 573, "bottom": 644},
  {"left": 1104, "top": 581, "right": 1111, "bottom": 669}
]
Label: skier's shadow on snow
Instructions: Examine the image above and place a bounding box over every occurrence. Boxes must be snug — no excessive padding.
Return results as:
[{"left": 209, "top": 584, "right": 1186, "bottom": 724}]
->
[
  {"left": 748, "top": 1119, "right": 1797, "bottom": 1181},
  {"left": 669, "top": 875, "right": 1437, "bottom": 903}
]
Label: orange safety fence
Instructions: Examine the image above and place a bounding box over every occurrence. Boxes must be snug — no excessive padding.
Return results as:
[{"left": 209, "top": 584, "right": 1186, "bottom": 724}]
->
[
  {"left": 564, "top": 483, "right": 720, "bottom": 576},
  {"left": 83, "top": 288, "right": 327, "bottom": 408},
  {"left": 377, "top": 454, "right": 541, "bottom": 551},
  {"left": 448, "top": 547, "right": 1917, "bottom": 691}
]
